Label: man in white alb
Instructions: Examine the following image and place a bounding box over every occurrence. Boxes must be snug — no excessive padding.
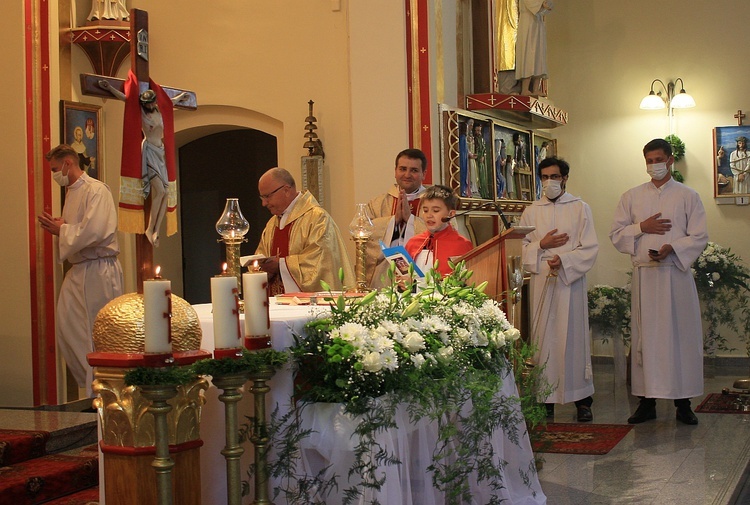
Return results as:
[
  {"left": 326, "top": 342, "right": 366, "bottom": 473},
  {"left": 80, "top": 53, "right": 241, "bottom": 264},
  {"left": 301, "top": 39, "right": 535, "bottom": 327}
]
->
[
  {"left": 38, "top": 145, "right": 123, "bottom": 396},
  {"left": 610, "top": 138, "right": 708, "bottom": 425}
]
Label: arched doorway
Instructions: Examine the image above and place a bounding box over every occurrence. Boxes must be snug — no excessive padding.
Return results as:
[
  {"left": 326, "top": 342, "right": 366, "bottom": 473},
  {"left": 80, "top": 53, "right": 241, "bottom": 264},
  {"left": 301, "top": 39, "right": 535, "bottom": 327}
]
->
[{"left": 176, "top": 128, "right": 277, "bottom": 304}]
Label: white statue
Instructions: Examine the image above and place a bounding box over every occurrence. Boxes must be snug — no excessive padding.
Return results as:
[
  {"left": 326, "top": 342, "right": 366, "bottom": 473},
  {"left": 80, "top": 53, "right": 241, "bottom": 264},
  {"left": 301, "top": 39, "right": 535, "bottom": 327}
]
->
[{"left": 88, "top": 0, "right": 129, "bottom": 22}]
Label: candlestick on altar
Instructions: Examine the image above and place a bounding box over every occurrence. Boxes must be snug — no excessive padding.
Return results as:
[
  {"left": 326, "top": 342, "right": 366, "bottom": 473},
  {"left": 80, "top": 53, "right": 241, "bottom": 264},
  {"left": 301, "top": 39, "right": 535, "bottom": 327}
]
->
[
  {"left": 216, "top": 198, "right": 250, "bottom": 297},
  {"left": 144, "top": 266, "right": 173, "bottom": 355},
  {"left": 243, "top": 265, "right": 271, "bottom": 351},
  {"left": 349, "top": 203, "right": 374, "bottom": 293}
]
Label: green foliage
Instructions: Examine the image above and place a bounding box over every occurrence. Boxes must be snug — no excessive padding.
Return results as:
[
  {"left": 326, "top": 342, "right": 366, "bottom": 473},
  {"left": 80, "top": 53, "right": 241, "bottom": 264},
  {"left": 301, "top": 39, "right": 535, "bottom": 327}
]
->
[
  {"left": 125, "top": 349, "right": 287, "bottom": 386},
  {"left": 587, "top": 284, "right": 631, "bottom": 347},
  {"left": 693, "top": 242, "right": 750, "bottom": 355},
  {"left": 124, "top": 365, "right": 198, "bottom": 387},
  {"left": 665, "top": 134, "right": 686, "bottom": 162},
  {"left": 263, "top": 262, "right": 545, "bottom": 504},
  {"left": 192, "top": 348, "right": 287, "bottom": 377}
]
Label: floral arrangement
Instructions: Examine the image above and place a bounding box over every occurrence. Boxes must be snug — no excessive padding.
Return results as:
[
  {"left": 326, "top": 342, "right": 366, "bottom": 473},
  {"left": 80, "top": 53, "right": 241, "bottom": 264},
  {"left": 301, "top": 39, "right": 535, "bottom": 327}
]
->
[
  {"left": 587, "top": 284, "right": 631, "bottom": 347},
  {"left": 254, "top": 263, "right": 550, "bottom": 505},
  {"left": 692, "top": 242, "right": 750, "bottom": 355}
]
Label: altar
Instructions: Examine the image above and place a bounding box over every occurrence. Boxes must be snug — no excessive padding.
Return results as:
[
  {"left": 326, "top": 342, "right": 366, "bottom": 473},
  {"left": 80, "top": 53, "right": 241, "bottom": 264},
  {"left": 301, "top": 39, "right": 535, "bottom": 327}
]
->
[{"left": 194, "top": 301, "right": 546, "bottom": 505}]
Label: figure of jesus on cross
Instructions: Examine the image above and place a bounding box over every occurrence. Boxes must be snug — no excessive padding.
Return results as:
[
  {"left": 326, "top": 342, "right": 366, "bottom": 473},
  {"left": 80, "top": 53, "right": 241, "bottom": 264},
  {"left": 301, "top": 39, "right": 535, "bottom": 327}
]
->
[
  {"left": 97, "top": 80, "right": 188, "bottom": 247},
  {"left": 81, "top": 8, "right": 196, "bottom": 288}
]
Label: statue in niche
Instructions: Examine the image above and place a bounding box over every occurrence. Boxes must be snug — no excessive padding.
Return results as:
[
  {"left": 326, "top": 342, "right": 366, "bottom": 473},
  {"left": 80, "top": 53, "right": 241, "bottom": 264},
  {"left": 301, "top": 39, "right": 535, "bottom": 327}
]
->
[
  {"left": 495, "top": 0, "right": 553, "bottom": 97},
  {"left": 88, "top": 0, "right": 130, "bottom": 22}
]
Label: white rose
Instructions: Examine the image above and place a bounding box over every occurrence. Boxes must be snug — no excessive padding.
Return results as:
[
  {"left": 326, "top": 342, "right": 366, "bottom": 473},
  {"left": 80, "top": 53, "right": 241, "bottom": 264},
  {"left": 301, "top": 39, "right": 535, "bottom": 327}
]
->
[
  {"left": 712, "top": 272, "right": 720, "bottom": 281},
  {"left": 437, "top": 346, "right": 454, "bottom": 362},
  {"left": 504, "top": 327, "right": 521, "bottom": 342},
  {"left": 402, "top": 331, "right": 425, "bottom": 352},
  {"left": 362, "top": 351, "right": 384, "bottom": 372}
]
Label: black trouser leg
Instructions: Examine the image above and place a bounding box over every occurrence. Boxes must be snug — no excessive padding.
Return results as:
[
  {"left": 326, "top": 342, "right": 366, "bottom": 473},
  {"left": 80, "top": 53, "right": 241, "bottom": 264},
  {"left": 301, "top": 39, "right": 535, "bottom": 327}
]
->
[
  {"left": 574, "top": 396, "right": 593, "bottom": 408},
  {"left": 674, "top": 398, "right": 691, "bottom": 409},
  {"left": 638, "top": 396, "right": 657, "bottom": 408}
]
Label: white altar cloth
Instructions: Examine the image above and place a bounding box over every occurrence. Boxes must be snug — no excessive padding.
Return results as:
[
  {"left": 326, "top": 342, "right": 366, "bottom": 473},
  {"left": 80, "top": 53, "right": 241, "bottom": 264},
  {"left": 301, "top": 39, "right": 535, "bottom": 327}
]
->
[{"left": 194, "top": 301, "right": 546, "bottom": 505}]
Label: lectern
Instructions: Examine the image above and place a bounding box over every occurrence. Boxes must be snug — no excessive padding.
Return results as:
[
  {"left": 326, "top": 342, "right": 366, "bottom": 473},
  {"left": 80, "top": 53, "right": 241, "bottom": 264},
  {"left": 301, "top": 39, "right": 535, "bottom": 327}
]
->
[{"left": 454, "top": 226, "right": 534, "bottom": 332}]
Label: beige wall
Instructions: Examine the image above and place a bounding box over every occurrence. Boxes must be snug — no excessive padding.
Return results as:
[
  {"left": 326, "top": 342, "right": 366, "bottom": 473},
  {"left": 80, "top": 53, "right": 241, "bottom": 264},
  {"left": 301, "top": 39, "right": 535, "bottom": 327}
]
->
[
  {"left": 546, "top": 1, "right": 750, "bottom": 355},
  {"left": 0, "top": 1, "right": 34, "bottom": 406}
]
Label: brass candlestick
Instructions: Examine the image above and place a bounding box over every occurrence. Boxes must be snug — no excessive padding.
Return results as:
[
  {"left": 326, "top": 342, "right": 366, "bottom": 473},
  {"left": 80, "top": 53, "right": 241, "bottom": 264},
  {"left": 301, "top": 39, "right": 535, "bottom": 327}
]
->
[
  {"left": 139, "top": 384, "right": 179, "bottom": 505},
  {"left": 212, "top": 373, "right": 249, "bottom": 505},
  {"left": 349, "top": 203, "right": 374, "bottom": 292},
  {"left": 248, "top": 366, "right": 276, "bottom": 505},
  {"left": 217, "top": 198, "right": 250, "bottom": 296}
]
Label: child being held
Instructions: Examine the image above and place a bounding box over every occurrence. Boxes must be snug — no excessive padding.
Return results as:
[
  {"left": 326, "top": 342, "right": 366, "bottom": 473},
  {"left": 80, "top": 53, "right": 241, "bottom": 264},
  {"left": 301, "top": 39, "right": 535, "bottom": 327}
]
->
[{"left": 405, "top": 185, "right": 473, "bottom": 277}]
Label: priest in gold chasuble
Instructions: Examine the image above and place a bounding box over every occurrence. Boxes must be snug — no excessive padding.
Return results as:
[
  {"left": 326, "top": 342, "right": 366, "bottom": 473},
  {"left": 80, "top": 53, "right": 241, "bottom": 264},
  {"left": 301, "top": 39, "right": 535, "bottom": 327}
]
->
[{"left": 256, "top": 168, "right": 354, "bottom": 294}]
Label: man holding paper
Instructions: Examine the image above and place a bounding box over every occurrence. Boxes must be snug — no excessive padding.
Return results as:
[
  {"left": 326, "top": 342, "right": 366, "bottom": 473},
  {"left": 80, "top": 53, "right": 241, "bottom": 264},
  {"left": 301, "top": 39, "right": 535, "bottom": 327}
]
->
[
  {"left": 255, "top": 167, "right": 354, "bottom": 294},
  {"left": 366, "top": 148, "right": 430, "bottom": 288}
]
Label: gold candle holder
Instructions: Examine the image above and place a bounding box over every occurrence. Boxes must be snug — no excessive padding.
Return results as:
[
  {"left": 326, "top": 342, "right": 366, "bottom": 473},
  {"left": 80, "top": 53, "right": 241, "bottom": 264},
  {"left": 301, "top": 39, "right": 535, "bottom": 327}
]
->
[
  {"left": 139, "top": 384, "right": 179, "bottom": 505},
  {"left": 349, "top": 203, "right": 374, "bottom": 293},
  {"left": 212, "top": 372, "right": 249, "bottom": 505},
  {"left": 248, "top": 366, "right": 276, "bottom": 505},
  {"left": 216, "top": 198, "right": 250, "bottom": 297}
]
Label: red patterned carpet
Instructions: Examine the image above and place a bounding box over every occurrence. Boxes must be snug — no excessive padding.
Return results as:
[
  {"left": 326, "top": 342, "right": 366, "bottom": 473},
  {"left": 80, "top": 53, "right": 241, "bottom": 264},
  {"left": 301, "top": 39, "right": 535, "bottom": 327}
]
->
[
  {"left": 531, "top": 423, "right": 633, "bottom": 455},
  {"left": 0, "top": 429, "right": 49, "bottom": 466},
  {"left": 696, "top": 393, "right": 750, "bottom": 414}
]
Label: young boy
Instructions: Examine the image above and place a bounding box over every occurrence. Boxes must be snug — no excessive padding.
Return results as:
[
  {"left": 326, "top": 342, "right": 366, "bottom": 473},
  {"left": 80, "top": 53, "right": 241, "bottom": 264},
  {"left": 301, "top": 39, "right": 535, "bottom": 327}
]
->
[{"left": 405, "top": 185, "right": 473, "bottom": 277}]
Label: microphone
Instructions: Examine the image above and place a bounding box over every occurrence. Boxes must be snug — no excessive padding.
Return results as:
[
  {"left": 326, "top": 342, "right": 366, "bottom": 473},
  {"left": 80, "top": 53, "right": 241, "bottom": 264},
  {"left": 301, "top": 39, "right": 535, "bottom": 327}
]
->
[
  {"left": 441, "top": 201, "right": 498, "bottom": 222},
  {"left": 493, "top": 202, "right": 512, "bottom": 230}
]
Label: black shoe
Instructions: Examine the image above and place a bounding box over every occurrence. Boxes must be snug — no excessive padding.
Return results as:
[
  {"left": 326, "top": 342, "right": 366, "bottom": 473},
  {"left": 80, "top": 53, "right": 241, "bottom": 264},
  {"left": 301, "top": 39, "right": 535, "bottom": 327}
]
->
[
  {"left": 676, "top": 407, "right": 698, "bottom": 425},
  {"left": 577, "top": 405, "right": 593, "bottom": 422},
  {"left": 545, "top": 403, "right": 555, "bottom": 419},
  {"left": 628, "top": 403, "right": 657, "bottom": 424}
]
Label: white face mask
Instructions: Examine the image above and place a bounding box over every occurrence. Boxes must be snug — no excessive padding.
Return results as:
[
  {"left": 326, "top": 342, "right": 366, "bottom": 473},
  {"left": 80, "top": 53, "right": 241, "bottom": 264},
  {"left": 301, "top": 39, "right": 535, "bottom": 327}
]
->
[
  {"left": 543, "top": 179, "right": 562, "bottom": 200},
  {"left": 52, "top": 170, "right": 69, "bottom": 187},
  {"left": 646, "top": 162, "right": 669, "bottom": 180}
]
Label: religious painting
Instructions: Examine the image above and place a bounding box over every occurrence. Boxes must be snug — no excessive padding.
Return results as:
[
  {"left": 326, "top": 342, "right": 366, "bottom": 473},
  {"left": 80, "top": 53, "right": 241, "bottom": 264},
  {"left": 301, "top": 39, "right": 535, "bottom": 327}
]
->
[
  {"left": 713, "top": 126, "right": 750, "bottom": 198},
  {"left": 61, "top": 101, "right": 102, "bottom": 180},
  {"left": 493, "top": 122, "right": 533, "bottom": 202},
  {"left": 443, "top": 109, "right": 491, "bottom": 205}
]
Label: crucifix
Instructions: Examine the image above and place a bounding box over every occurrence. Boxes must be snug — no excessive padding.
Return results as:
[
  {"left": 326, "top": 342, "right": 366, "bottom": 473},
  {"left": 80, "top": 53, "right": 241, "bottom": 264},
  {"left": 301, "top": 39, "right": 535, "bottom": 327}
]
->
[{"left": 81, "top": 9, "right": 197, "bottom": 291}]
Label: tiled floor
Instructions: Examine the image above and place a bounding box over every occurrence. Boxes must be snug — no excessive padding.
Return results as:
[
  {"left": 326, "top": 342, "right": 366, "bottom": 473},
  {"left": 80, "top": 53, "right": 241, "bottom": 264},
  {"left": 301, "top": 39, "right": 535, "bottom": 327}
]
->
[{"left": 538, "top": 363, "right": 750, "bottom": 505}]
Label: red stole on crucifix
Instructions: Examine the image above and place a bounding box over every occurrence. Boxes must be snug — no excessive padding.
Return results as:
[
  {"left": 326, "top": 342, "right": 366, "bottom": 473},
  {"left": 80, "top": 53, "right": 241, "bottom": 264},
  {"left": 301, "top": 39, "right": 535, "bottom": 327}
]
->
[
  {"left": 118, "top": 70, "right": 178, "bottom": 237},
  {"left": 268, "top": 222, "right": 293, "bottom": 295}
]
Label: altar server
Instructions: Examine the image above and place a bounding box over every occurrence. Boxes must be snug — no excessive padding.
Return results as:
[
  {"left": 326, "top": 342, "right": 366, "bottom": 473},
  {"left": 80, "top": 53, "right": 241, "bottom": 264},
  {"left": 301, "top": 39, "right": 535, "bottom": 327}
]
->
[
  {"left": 38, "top": 145, "right": 123, "bottom": 395},
  {"left": 610, "top": 138, "right": 708, "bottom": 425},
  {"left": 519, "top": 157, "right": 598, "bottom": 422}
]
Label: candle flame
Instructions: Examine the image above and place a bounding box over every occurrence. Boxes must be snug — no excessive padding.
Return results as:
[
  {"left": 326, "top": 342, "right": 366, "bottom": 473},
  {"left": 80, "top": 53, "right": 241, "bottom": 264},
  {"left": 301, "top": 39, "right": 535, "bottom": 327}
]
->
[
  {"left": 222, "top": 262, "right": 228, "bottom": 273},
  {"left": 155, "top": 265, "right": 162, "bottom": 278}
]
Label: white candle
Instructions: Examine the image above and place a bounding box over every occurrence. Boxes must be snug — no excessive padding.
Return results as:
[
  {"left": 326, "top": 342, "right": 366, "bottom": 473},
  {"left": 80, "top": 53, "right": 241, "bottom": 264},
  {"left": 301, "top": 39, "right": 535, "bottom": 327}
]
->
[
  {"left": 243, "top": 266, "right": 270, "bottom": 338},
  {"left": 211, "top": 274, "right": 242, "bottom": 349},
  {"left": 144, "top": 268, "right": 172, "bottom": 354}
]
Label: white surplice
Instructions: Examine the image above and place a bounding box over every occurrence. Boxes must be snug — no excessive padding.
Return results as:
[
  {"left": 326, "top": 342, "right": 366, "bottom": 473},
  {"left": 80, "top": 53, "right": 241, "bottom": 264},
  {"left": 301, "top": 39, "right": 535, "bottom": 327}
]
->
[
  {"left": 519, "top": 192, "right": 598, "bottom": 404},
  {"left": 57, "top": 173, "right": 123, "bottom": 392},
  {"left": 610, "top": 178, "right": 708, "bottom": 399}
]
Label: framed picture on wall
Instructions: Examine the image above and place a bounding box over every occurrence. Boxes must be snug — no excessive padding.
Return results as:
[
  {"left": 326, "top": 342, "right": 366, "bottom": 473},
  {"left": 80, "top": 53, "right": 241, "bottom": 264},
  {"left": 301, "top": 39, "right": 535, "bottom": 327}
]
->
[
  {"left": 441, "top": 109, "right": 495, "bottom": 204},
  {"left": 713, "top": 125, "right": 750, "bottom": 198},
  {"left": 61, "top": 101, "right": 102, "bottom": 180},
  {"left": 492, "top": 122, "right": 533, "bottom": 202}
]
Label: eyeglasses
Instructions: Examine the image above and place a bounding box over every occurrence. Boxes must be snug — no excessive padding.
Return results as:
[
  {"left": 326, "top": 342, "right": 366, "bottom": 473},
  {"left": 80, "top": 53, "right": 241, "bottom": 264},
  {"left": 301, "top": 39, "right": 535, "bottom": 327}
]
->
[
  {"left": 539, "top": 174, "right": 563, "bottom": 181},
  {"left": 259, "top": 185, "right": 288, "bottom": 201}
]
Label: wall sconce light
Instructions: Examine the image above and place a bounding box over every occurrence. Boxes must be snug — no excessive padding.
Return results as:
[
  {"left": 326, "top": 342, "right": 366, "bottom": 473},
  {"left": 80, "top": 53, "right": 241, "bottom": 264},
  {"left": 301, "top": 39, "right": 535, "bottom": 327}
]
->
[
  {"left": 639, "top": 78, "right": 696, "bottom": 110},
  {"left": 640, "top": 78, "right": 695, "bottom": 134}
]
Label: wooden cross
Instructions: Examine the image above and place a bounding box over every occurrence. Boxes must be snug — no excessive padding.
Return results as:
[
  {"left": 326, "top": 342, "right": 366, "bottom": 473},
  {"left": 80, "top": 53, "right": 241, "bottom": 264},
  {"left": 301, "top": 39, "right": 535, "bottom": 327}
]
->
[
  {"left": 736, "top": 110, "right": 745, "bottom": 126},
  {"left": 81, "top": 9, "right": 197, "bottom": 291}
]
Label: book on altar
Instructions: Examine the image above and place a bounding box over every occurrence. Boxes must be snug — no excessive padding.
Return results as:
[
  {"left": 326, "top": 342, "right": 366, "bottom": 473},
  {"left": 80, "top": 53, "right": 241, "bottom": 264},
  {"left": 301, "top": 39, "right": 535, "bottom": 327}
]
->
[
  {"left": 241, "top": 254, "right": 266, "bottom": 267},
  {"left": 380, "top": 241, "right": 425, "bottom": 278},
  {"left": 274, "top": 291, "right": 366, "bottom": 305}
]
